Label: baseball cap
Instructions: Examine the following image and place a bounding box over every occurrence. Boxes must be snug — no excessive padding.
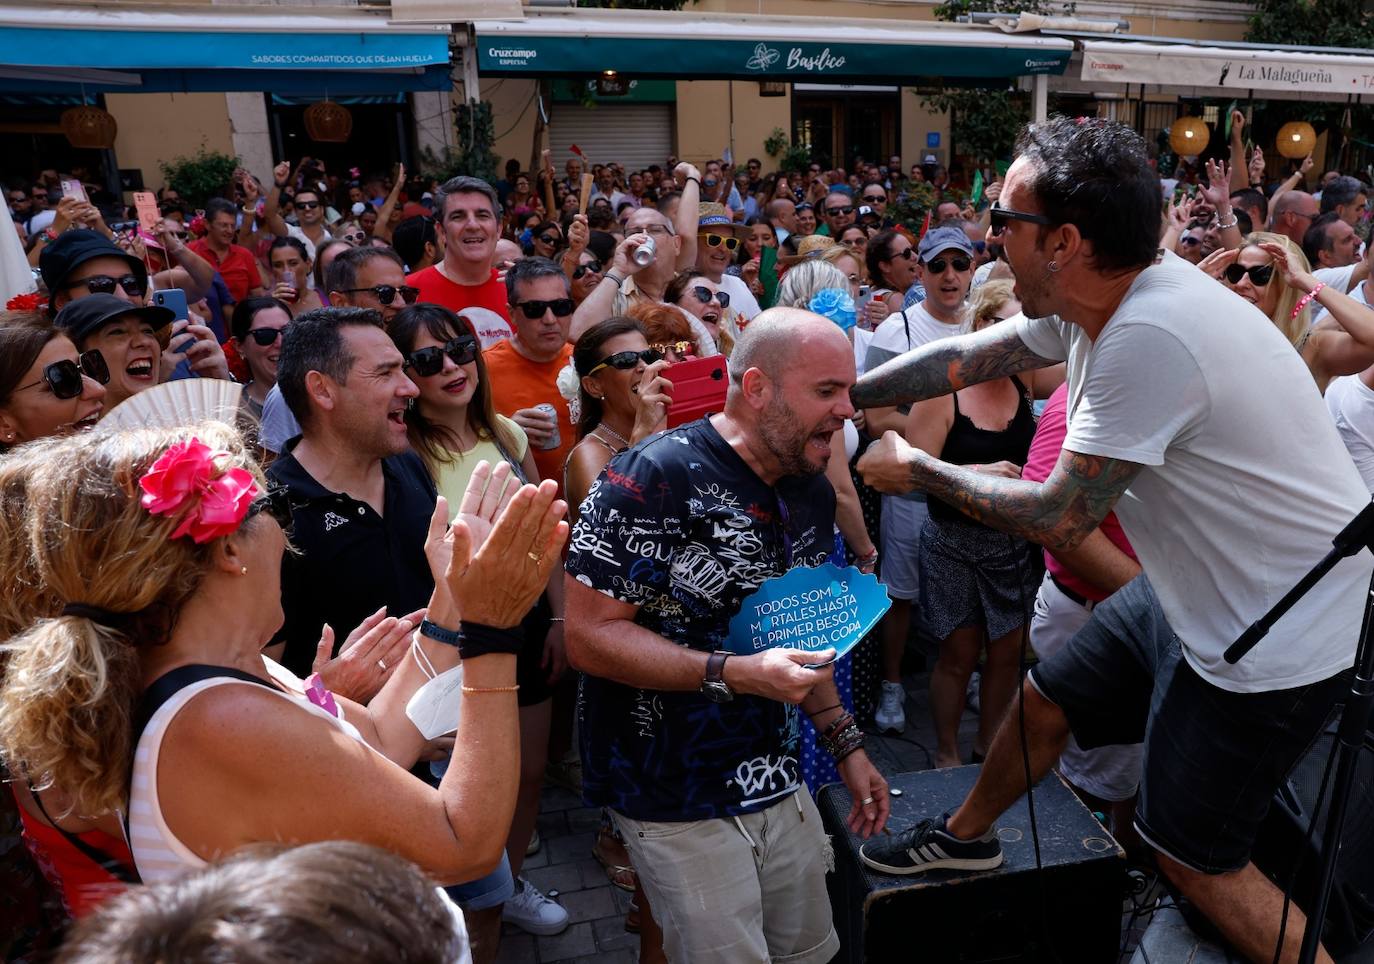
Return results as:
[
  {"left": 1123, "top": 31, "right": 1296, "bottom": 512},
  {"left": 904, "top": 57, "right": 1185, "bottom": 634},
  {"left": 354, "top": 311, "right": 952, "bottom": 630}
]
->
[
  {"left": 923, "top": 154, "right": 938, "bottom": 165},
  {"left": 39, "top": 229, "right": 148, "bottom": 296},
  {"left": 53, "top": 293, "right": 174, "bottom": 343},
  {"left": 917, "top": 225, "right": 976, "bottom": 262},
  {"left": 858, "top": 205, "right": 881, "bottom": 223}
]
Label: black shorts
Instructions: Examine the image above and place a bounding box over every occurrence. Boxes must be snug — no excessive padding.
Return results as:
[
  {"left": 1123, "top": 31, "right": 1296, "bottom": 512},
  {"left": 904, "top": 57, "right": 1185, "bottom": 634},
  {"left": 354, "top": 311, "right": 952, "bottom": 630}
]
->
[{"left": 1030, "top": 574, "right": 1348, "bottom": 874}]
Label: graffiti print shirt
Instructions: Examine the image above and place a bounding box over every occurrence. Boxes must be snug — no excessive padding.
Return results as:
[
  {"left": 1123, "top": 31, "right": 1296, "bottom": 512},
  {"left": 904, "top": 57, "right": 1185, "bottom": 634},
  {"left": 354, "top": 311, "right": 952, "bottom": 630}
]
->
[{"left": 566, "top": 417, "right": 836, "bottom": 821}]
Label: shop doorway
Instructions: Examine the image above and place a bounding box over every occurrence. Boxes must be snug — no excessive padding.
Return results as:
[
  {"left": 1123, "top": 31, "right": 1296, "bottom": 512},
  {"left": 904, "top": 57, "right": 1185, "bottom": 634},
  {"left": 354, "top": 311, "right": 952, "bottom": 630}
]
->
[
  {"left": 268, "top": 94, "right": 415, "bottom": 181},
  {"left": 792, "top": 85, "right": 900, "bottom": 172}
]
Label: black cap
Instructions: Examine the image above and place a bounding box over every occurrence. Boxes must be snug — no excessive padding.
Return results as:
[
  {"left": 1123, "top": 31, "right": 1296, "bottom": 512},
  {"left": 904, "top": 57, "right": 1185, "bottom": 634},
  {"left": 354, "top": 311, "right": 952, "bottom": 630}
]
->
[
  {"left": 39, "top": 229, "right": 148, "bottom": 297},
  {"left": 52, "top": 293, "right": 174, "bottom": 344}
]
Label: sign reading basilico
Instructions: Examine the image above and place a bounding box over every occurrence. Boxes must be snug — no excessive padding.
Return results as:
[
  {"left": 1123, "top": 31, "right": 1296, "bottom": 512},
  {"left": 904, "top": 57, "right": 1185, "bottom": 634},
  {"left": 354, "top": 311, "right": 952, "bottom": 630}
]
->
[
  {"left": 1081, "top": 41, "right": 1374, "bottom": 96},
  {"left": 478, "top": 35, "right": 1069, "bottom": 79}
]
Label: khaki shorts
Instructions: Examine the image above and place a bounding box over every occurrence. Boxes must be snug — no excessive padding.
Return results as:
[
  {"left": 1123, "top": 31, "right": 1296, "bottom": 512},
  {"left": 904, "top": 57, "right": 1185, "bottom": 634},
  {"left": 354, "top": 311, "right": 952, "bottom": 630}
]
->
[{"left": 614, "top": 791, "right": 839, "bottom": 964}]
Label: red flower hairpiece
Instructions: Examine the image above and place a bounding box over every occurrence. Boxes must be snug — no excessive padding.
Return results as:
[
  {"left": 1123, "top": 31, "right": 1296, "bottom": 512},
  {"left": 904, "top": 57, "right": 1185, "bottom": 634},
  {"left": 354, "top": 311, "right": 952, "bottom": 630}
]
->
[
  {"left": 139, "top": 438, "right": 258, "bottom": 544},
  {"left": 6, "top": 292, "right": 46, "bottom": 312}
]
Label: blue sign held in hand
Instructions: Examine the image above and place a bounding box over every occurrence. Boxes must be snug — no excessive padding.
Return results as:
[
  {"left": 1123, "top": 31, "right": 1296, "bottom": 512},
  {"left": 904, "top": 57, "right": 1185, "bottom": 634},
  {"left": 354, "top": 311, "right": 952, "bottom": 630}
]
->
[{"left": 726, "top": 563, "right": 891, "bottom": 664}]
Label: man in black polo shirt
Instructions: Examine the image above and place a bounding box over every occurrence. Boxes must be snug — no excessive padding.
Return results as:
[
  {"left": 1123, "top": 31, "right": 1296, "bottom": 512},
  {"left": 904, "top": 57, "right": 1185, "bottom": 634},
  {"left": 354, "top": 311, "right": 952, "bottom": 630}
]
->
[{"left": 265, "top": 306, "right": 432, "bottom": 699}]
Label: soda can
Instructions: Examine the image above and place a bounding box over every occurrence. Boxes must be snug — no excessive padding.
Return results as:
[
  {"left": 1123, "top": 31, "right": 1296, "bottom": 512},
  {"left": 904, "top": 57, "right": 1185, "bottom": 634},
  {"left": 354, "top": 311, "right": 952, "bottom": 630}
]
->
[
  {"left": 534, "top": 402, "right": 561, "bottom": 450},
  {"left": 632, "top": 234, "right": 656, "bottom": 267}
]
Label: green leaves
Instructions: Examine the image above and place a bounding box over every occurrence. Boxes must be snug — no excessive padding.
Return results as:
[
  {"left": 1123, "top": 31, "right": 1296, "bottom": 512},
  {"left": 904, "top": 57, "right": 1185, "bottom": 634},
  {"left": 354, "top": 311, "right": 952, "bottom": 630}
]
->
[{"left": 158, "top": 149, "right": 240, "bottom": 210}]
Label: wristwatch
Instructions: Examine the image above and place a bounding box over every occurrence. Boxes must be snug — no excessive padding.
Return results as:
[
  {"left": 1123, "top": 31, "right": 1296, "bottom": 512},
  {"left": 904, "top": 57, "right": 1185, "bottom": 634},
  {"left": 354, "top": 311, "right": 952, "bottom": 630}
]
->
[{"left": 701, "top": 651, "right": 734, "bottom": 703}]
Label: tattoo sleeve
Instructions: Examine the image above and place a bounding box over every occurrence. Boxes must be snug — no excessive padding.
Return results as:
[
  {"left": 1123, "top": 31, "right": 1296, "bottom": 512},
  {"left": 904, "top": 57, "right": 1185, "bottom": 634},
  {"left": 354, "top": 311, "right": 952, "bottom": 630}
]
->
[
  {"left": 911, "top": 448, "right": 1143, "bottom": 553},
  {"left": 851, "top": 323, "right": 1058, "bottom": 410}
]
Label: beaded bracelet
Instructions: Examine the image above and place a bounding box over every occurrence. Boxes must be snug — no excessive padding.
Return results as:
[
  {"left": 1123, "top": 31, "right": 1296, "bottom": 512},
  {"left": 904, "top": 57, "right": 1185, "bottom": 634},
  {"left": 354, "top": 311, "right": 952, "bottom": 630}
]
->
[{"left": 1291, "top": 281, "right": 1326, "bottom": 321}]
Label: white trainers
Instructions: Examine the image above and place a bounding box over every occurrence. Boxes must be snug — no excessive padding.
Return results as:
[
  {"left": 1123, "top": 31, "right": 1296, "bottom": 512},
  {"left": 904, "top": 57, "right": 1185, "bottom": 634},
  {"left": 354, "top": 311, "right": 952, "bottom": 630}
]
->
[
  {"left": 502, "top": 876, "right": 569, "bottom": 936},
  {"left": 525, "top": 828, "right": 542, "bottom": 857},
  {"left": 875, "top": 680, "right": 907, "bottom": 734}
]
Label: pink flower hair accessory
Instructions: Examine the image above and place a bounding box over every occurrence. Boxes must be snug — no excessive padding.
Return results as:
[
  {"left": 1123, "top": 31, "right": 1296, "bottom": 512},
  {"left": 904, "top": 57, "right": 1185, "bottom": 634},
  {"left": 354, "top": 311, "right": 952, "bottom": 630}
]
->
[{"left": 139, "top": 437, "right": 258, "bottom": 544}]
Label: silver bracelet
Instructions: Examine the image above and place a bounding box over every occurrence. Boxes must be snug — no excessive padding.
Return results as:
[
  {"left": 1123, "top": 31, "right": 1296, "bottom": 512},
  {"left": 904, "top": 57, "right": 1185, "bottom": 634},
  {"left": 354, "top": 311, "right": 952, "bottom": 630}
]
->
[{"left": 1216, "top": 215, "right": 1238, "bottom": 231}]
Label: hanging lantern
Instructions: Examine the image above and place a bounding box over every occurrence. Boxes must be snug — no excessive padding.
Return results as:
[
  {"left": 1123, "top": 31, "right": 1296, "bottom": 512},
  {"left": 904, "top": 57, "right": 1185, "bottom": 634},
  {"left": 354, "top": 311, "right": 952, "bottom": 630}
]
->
[
  {"left": 60, "top": 105, "right": 118, "bottom": 149},
  {"left": 1168, "top": 115, "right": 1210, "bottom": 158},
  {"left": 303, "top": 100, "right": 352, "bottom": 143},
  {"left": 1276, "top": 121, "right": 1317, "bottom": 160}
]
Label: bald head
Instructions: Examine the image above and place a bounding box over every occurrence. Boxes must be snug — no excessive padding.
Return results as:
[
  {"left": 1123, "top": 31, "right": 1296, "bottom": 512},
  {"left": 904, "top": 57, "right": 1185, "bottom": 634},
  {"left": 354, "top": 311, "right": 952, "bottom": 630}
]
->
[
  {"left": 729, "top": 308, "right": 851, "bottom": 394},
  {"left": 1273, "top": 191, "right": 1318, "bottom": 219}
]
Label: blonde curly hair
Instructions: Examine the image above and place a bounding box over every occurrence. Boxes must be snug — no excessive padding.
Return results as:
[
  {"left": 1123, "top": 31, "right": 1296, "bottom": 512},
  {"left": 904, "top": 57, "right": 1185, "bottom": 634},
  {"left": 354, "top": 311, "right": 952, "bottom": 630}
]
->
[{"left": 0, "top": 422, "right": 262, "bottom": 816}]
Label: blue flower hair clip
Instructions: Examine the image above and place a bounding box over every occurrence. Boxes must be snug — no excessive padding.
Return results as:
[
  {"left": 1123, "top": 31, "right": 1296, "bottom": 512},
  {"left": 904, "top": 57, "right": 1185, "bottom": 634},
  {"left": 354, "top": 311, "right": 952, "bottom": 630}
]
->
[{"left": 808, "top": 288, "right": 857, "bottom": 331}]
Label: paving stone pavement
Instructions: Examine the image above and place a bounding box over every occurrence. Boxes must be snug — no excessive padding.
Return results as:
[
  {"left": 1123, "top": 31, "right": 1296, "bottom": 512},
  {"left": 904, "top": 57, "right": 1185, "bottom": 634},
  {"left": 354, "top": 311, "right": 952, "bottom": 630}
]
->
[{"left": 495, "top": 667, "right": 980, "bottom": 964}]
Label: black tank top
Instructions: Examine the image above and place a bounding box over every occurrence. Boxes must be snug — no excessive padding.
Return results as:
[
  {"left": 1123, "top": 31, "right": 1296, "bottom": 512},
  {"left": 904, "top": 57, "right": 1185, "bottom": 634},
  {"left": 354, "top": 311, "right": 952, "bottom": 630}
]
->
[{"left": 928, "top": 377, "right": 1037, "bottom": 524}]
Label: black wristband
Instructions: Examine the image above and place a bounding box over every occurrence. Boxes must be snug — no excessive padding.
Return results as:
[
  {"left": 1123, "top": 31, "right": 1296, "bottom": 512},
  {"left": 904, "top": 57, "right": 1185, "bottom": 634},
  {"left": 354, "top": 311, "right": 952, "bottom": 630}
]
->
[
  {"left": 457, "top": 622, "right": 523, "bottom": 659},
  {"left": 685, "top": 176, "right": 701, "bottom": 187},
  {"left": 419, "top": 618, "right": 461, "bottom": 647}
]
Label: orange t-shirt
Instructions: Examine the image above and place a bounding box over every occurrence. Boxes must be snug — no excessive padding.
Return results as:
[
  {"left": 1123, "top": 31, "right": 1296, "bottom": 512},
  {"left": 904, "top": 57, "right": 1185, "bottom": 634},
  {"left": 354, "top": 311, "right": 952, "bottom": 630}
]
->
[{"left": 482, "top": 340, "right": 575, "bottom": 491}]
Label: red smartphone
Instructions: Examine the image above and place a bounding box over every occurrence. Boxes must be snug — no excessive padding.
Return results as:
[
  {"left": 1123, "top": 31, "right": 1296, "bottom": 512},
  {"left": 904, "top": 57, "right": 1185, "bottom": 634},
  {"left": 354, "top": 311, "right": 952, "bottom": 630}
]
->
[{"left": 665, "top": 355, "right": 728, "bottom": 429}]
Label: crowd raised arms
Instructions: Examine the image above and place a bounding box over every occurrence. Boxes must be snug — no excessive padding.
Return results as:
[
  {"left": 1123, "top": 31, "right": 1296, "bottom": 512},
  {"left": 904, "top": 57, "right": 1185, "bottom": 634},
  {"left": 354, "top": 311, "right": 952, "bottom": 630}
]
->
[{"left": 3, "top": 120, "right": 1374, "bottom": 964}]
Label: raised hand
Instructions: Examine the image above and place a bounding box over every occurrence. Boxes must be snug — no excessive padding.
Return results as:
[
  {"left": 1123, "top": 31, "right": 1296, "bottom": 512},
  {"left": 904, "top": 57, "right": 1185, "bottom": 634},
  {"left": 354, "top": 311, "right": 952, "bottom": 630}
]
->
[
  {"left": 1199, "top": 158, "right": 1232, "bottom": 209},
  {"left": 1197, "top": 246, "right": 1239, "bottom": 281},
  {"left": 313, "top": 605, "right": 424, "bottom": 703},
  {"left": 632, "top": 359, "right": 673, "bottom": 441}
]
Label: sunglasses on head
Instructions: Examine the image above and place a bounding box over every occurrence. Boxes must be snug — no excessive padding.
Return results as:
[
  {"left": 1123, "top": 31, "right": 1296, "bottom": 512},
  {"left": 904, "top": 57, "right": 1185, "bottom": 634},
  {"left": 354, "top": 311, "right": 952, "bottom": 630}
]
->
[
  {"left": 587, "top": 348, "right": 663, "bottom": 376},
  {"left": 988, "top": 201, "right": 1053, "bottom": 235},
  {"left": 18, "top": 349, "right": 110, "bottom": 399},
  {"left": 826, "top": 205, "right": 855, "bottom": 217},
  {"left": 650, "top": 340, "right": 694, "bottom": 358},
  {"left": 924, "top": 256, "right": 973, "bottom": 274},
  {"left": 701, "top": 233, "right": 740, "bottom": 252},
  {"left": 342, "top": 232, "right": 365, "bottom": 244},
  {"left": 246, "top": 484, "right": 295, "bottom": 533},
  {"left": 690, "top": 286, "right": 730, "bottom": 308},
  {"left": 404, "top": 334, "right": 480, "bottom": 376},
  {"left": 246, "top": 325, "right": 289, "bottom": 347},
  {"left": 515, "top": 298, "right": 575, "bottom": 320},
  {"left": 573, "top": 260, "right": 602, "bottom": 280},
  {"left": 65, "top": 274, "right": 145, "bottom": 297},
  {"left": 1224, "top": 262, "right": 1275, "bottom": 287},
  {"left": 339, "top": 284, "right": 420, "bottom": 306}
]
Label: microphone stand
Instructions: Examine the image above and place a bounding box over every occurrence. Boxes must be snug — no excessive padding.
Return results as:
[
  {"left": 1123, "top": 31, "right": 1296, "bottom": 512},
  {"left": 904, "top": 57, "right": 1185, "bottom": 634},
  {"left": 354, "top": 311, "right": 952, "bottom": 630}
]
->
[{"left": 1223, "top": 500, "right": 1374, "bottom": 964}]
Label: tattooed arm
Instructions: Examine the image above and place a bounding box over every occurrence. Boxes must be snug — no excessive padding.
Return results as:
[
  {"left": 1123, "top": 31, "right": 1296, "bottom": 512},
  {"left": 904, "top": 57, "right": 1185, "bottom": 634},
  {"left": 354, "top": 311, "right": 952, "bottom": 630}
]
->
[
  {"left": 857, "top": 432, "right": 1142, "bottom": 553},
  {"left": 851, "top": 321, "right": 1060, "bottom": 410}
]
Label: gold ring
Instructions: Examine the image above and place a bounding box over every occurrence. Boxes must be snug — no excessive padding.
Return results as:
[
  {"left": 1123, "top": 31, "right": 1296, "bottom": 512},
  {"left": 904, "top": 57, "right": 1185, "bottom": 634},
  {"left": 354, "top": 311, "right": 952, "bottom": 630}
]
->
[{"left": 527, "top": 551, "right": 543, "bottom": 563}]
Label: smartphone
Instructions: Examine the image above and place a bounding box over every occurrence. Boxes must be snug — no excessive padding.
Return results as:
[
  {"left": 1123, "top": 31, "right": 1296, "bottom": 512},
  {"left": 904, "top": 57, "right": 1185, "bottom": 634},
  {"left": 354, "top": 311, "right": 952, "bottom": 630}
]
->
[
  {"left": 60, "top": 178, "right": 88, "bottom": 203},
  {"left": 856, "top": 285, "right": 874, "bottom": 311},
  {"left": 133, "top": 191, "right": 159, "bottom": 234},
  {"left": 153, "top": 288, "right": 190, "bottom": 350},
  {"left": 665, "top": 355, "right": 728, "bottom": 429}
]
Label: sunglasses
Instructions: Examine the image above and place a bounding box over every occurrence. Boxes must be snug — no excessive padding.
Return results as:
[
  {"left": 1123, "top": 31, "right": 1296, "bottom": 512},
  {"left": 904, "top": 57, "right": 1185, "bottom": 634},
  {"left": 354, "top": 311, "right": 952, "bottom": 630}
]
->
[
  {"left": 246, "top": 326, "right": 289, "bottom": 347},
  {"left": 404, "top": 335, "right": 480, "bottom": 376},
  {"left": 650, "top": 340, "right": 694, "bottom": 357},
  {"left": 690, "top": 286, "right": 731, "bottom": 308},
  {"left": 515, "top": 298, "right": 575, "bottom": 320},
  {"left": 893, "top": 248, "right": 917, "bottom": 261},
  {"left": 825, "top": 205, "right": 855, "bottom": 216},
  {"left": 537, "top": 233, "right": 560, "bottom": 246},
  {"left": 18, "top": 349, "right": 110, "bottom": 399},
  {"left": 246, "top": 484, "right": 295, "bottom": 532},
  {"left": 1223, "top": 262, "right": 1275, "bottom": 287},
  {"left": 924, "top": 256, "right": 973, "bottom": 274},
  {"left": 701, "top": 233, "right": 741, "bottom": 252},
  {"left": 296, "top": 200, "right": 322, "bottom": 210},
  {"left": 342, "top": 232, "right": 366, "bottom": 244},
  {"left": 1179, "top": 236, "right": 1202, "bottom": 246},
  {"left": 339, "top": 285, "right": 420, "bottom": 306},
  {"left": 989, "top": 201, "right": 1053, "bottom": 235},
  {"left": 573, "top": 260, "right": 603, "bottom": 280},
  {"left": 64, "top": 274, "right": 145, "bottom": 297},
  {"left": 587, "top": 348, "right": 663, "bottom": 376},
  {"left": 863, "top": 194, "right": 887, "bottom": 203}
]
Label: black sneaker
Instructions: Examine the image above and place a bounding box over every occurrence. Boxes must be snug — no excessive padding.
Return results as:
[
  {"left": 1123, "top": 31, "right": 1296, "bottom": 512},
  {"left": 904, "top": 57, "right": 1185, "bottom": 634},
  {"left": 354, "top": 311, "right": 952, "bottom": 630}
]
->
[{"left": 860, "top": 812, "right": 1004, "bottom": 875}]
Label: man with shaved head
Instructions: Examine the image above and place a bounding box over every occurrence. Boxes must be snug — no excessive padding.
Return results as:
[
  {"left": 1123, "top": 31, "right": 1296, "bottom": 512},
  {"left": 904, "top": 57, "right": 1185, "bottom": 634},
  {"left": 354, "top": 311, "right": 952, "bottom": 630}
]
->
[{"left": 565, "top": 309, "right": 890, "bottom": 964}]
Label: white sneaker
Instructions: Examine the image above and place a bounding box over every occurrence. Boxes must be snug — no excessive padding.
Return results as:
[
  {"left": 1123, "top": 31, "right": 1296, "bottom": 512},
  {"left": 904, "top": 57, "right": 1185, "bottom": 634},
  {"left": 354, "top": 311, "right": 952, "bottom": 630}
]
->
[
  {"left": 525, "top": 828, "right": 542, "bottom": 857},
  {"left": 502, "top": 876, "right": 569, "bottom": 936},
  {"left": 875, "top": 681, "right": 907, "bottom": 734},
  {"left": 966, "top": 671, "right": 981, "bottom": 713}
]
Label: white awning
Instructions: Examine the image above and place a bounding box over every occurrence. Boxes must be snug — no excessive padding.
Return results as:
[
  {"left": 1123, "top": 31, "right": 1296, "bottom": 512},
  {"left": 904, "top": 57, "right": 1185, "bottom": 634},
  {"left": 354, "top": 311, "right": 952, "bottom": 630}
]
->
[{"left": 1081, "top": 39, "right": 1374, "bottom": 98}]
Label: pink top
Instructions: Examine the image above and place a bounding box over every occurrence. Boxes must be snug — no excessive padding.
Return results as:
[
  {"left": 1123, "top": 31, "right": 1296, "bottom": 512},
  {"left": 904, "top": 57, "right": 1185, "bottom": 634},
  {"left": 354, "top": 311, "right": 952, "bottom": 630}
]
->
[{"left": 1021, "top": 383, "right": 1137, "bottom": 603}]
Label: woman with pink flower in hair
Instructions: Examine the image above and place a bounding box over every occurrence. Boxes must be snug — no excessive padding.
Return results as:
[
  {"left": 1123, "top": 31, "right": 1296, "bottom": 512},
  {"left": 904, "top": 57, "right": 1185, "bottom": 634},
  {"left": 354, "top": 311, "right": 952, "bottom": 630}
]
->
[{"left": 0, "top": 421, "right": 567, "bottom": 948}]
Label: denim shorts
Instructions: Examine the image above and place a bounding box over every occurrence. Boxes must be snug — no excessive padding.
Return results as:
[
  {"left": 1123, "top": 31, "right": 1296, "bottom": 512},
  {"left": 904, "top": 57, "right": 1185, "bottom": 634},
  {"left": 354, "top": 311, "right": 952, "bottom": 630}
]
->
[
  {"left": 429, "top": 756, "right": 516, "bottom": 910},
  {"left": 1030, "top": 574, "right": 1348, "bottom": 874}
]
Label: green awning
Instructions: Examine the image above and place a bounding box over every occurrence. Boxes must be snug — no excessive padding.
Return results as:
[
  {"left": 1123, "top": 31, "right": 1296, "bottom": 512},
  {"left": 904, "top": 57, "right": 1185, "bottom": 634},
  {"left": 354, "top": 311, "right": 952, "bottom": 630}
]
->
[{"left": 473, "top": 12, "right": 1072, "bottom": 82}]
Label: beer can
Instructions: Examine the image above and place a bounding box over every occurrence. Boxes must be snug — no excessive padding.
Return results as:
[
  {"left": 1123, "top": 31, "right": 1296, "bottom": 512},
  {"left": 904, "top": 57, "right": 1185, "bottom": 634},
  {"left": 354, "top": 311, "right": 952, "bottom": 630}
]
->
[
  {"left": 632, "top": 234, "right": 656, "bottom": 267},
  {"left": 534, "top": 402, "right": 561, "bottom": 450}
]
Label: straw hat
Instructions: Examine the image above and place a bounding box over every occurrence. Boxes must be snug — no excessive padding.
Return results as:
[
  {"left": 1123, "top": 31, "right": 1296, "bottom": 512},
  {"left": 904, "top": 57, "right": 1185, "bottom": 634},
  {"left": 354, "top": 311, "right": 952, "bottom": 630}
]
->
[
  {"left": 777, "top": 234, "right": 841, "bottom": 268},
  {"left": 697, "top": 201, "right": 751, "bottom": 240}
]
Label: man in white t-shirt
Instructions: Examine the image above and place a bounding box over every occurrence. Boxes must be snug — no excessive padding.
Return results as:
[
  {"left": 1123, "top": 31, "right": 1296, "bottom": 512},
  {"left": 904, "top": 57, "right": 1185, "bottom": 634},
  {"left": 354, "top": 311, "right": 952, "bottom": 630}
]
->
[
  {"left": 861, "top": 225, "right": 975, "bottom": 736},
  {"left": 852, "top": 118, "right": 1371, "bottom": 963},
  {"left": 694, "top": 202, "right": 762, "bottom": 322}
]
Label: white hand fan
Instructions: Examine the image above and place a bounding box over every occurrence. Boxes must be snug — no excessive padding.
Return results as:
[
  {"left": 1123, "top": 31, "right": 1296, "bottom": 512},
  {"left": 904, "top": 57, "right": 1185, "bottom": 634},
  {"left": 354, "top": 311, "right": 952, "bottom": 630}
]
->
[{"left": 100, "top": 379, "right": 243, "bottom": 432}]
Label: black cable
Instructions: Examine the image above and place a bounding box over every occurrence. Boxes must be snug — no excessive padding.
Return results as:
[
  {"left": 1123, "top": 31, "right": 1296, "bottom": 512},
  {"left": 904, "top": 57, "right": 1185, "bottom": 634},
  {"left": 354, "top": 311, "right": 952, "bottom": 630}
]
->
[{"left": 1270, "top": 720, "right": 1340, "bottom": 964}]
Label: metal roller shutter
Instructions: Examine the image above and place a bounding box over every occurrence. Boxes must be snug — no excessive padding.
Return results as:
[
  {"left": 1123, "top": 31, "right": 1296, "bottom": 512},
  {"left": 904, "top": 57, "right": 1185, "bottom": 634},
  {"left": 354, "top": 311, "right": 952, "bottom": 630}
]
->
[{"left": 548, "top": 103, "right": 674, "bottom": 171}]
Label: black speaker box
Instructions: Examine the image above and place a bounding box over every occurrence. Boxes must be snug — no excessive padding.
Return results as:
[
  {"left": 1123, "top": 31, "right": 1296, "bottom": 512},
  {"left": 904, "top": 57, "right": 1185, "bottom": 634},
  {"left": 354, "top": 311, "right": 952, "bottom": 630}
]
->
[{"left": 819, "top": 765, "right": 1126, "bottom": 963}]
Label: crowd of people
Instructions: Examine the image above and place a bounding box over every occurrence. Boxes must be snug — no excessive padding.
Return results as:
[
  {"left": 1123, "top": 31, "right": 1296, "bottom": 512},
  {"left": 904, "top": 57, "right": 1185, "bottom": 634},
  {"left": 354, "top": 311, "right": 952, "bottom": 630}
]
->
[{"left": 2, "top": 113, "right": 1373, "bottom": 964}]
